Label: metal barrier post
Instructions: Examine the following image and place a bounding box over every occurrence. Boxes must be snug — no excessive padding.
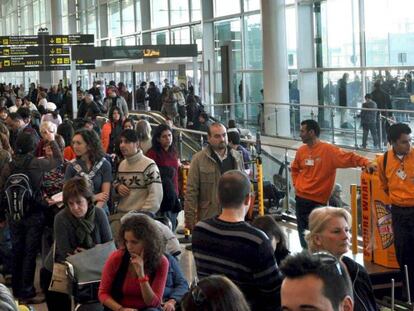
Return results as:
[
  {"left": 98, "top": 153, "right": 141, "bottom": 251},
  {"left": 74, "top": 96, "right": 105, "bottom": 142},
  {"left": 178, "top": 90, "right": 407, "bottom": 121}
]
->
[
  {"left": 284, "top": 148, "right": 290, "bottom": 213},
  {"left": 178, "top": 131, "right": 183, "bottom": 161},
  {"left": 353, "top": 111, "right": 358, "bottom": 149},
  {"left": 350, "top": 184, "right": 358, "bottom": 255},
  {"left": 275, "top": 108, "right": 279, "bottom": 136},
  {"left": 330, "top": 107, "right": 335, "bottom": 144},
  {"left": 256, "top": 156, "right": 265, "bottom": 216},
  {"left": 378, "top": 113, "right": 383, "bottom": 149}
]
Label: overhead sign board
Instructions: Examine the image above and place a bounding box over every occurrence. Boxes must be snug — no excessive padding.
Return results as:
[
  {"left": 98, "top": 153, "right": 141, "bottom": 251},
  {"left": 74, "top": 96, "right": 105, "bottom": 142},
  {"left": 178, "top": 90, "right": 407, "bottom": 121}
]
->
[
  {"left": 71, "top": 44, "right": 198, "bottom": 61},
  {"left": 0, "top": 36, "right": 39, "bottom": 46},
  {"left": 46, "top": 34, "right": 94, "bottom": 45},
  {"left": 0, "top": 45, "right": 71, "bottom": 56},
  {"left": 0, "top": 56, "right": 94, "bottom": 72},
  {"left": 0, "top": 34, "right": 94, "bottom": 46}
]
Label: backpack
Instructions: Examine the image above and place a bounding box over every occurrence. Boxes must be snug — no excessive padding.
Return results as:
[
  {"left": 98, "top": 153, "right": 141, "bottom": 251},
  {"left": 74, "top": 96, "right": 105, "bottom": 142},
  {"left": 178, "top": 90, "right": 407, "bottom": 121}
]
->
[{"left": 4, "top": 155, "right": 36, "bottom": 222}]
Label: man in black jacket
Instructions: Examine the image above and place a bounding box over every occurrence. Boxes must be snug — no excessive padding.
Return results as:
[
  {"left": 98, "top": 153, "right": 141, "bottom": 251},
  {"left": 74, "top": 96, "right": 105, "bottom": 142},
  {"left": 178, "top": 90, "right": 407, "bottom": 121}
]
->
[{"left": 371, "top": 80, "right": 392, "bottom": 145}]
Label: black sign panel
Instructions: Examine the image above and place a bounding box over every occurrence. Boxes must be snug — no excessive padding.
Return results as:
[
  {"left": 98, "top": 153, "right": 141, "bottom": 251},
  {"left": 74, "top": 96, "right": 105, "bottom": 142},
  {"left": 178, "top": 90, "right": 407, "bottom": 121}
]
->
[
  {"left": 71, "top": 44, "right": 198, "bottom": 61},
  {"left": 0, "top": 34, "right": 94, "bottom": 46},
  {"left": 0, "top": 64, "right": 95, "bottom": 72},
  {"left": 0, "top": 36, "right": 39, "bottom": 46},
  {"left": 0, "top": 56, "right": 93, "bottom": 72},
  {"left": 0, "top": 45, "right": 71, "bottom": 56},
  {"left": 46, "top": 35, "right": 94, "bottom": 45}
]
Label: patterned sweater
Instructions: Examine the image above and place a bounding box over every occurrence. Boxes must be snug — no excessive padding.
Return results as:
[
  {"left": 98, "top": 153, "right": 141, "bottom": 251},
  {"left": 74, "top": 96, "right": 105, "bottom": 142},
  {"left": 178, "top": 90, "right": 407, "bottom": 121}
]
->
[{"left": 114, "top": 150, "right": 162, "bottom": 213}]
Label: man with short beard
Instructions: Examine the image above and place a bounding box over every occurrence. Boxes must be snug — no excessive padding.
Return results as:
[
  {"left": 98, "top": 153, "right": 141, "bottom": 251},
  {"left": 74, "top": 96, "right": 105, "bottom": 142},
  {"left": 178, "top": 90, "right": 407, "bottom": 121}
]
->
[
  {"left": 103, "top": 87, "right": 129, "bottom": 117},
  {"left": 184, "top": 122, "right": 244, "bottom": 230},
  {"left": 292, "top": 119, "right": 372, "bottom": 249}
]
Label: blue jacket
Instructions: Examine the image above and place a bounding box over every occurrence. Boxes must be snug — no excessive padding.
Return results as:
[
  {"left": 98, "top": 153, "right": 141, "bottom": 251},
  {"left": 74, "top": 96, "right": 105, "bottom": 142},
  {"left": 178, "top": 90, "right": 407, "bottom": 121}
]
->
[{"left": 163, "top": 253, "right": 189, "bottom": 303}]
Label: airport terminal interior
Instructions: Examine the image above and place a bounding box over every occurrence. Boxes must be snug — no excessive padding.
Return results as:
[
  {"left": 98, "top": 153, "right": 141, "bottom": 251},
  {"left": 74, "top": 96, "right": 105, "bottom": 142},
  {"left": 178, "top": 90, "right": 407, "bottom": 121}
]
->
[{"left": 1, "top": 0, "right": 414, "bottom": 310}]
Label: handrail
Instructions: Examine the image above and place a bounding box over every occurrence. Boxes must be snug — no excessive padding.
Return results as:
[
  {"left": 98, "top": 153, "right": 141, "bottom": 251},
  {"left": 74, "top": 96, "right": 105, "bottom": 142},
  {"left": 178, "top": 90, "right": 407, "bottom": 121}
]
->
[{"left": 205, "top": 101, "right": 414, "bottom": 115}]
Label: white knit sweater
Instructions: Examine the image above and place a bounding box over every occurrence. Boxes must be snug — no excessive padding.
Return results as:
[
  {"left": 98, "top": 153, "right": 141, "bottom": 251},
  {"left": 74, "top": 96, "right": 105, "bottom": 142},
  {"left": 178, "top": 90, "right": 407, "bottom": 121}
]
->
[{"left": 115, "top": 150, "right": 163, "bottom": 213}]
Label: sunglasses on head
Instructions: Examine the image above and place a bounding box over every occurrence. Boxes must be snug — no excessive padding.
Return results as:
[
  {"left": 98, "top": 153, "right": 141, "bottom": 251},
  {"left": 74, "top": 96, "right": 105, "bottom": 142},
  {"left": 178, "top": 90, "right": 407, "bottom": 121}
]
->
[
  {"left": 313, "top": 251, "right": 343, "bottom": 275},
  {"left": 190, "top": 277, "right": 206, "bottom": 306}
]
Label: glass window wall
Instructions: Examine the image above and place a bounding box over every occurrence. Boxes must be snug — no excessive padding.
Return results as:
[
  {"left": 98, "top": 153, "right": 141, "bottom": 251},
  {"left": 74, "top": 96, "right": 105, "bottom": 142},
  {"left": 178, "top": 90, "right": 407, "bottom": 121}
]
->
[
  {"left": 244, "top": 14, "right": 262, "bottom": 70},
  {"left": 151, "top": 0, "right": 169, "bottom": 28},
  {"left": 135, "top": 0, "right": 142, "bottom": 31},
  {"left": 214, "top": 0, "right": 241, "bottom": 17},
  {"left": 365, "top": 0, "right": 414, "bottom": 66},
  {"left": 122, "top": 0, "right": 135, "bottom": 34},
  {"left": 214, "top": 19, "right": 242, "bottom": 71},
  {"left": 152, "top": 30, "right": 170, "bottom": 44},
  {"left": 171, "top": 27, "right": 190, "bottom": 44},
  {"left": 320, "top": 0, "right": 360, "bottom": 67},
  {"left": 244, "top": 0, "right": 260, "bottom": 12},
  {"left": 108, "top": 0, "right": 121, "bottom": 37},
  {"left": 170, "top": 0, "right": 189, "bottom": 25},
  {"left": 87, "top": 9, "right": 96, "bottom": 34},
  {"left": 191, "top": 0, "right": 201, "bottom": 21},
  {"left": 285, "top": 6, "right": 297, "bottom": 69},
  {"left": 191, "top": 24, "right": 202, "bottom": 52}
]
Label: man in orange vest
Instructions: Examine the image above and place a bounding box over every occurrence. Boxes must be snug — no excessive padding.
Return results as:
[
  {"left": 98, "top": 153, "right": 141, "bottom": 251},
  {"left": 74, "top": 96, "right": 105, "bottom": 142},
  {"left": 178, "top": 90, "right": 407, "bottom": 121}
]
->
[{"left": 377, "top": 123, "right": 414, "bottom": 299}]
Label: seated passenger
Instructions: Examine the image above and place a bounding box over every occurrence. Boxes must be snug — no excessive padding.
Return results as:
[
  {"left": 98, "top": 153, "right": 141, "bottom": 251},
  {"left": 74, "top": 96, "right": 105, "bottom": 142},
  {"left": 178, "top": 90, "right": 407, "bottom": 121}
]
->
[
  {"left": 121, "top": 211, "right": 181, "bottom": 258},
  {"left": 192, "top": 170, "right": 283, "bottom": 311},
  {"left": 40, "top": 102, "right": 62, "bottom": 128},
  {"left": 41, "top": 177, "right": 113, "bottom": 311},
  {"left": 252, "top": 215, "right": 290, "bottom": 265},
  {"left": 34, "top": 120, "right": 61, "bottom": 157},
  {"left": 306, "top": 206, "right": 378, "bottom": 311},
  {"left": 180, "top": 275, "right": 250, "bottom": 311},
  {"left": 162, "top": 253, "right": 189, "bottom": 311},
  {"left": 99, "top": 214, "right": 169, "bottom": 311}
]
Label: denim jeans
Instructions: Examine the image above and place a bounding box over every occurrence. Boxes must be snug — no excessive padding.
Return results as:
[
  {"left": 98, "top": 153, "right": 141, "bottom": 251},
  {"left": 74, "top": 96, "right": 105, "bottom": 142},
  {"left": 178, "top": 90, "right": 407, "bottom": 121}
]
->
[
  {"left": 159, "top": 211, "right": 178, "bottom": 232},
  {"left": 9, "top": 212, "right": 45, "bottom": 298}
]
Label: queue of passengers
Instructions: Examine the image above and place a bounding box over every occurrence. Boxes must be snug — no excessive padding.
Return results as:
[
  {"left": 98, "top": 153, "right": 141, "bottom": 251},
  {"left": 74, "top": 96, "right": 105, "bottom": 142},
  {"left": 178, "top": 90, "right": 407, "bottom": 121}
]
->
[{"left": 0, "top": 80, "right": 381, "bottom": 311}]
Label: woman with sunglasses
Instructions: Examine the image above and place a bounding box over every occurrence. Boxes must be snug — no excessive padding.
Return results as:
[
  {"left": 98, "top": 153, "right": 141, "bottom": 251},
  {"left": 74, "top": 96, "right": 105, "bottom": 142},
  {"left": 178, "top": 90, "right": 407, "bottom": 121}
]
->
[
  {"left": 99, "top": 214, "right": 169, "bottom": 311},
  {"left": 306, "top": 206, "right": 378, "bottom": 311},
  {"left": 180, "top": 275, "right": 250, "bottom": 311}
]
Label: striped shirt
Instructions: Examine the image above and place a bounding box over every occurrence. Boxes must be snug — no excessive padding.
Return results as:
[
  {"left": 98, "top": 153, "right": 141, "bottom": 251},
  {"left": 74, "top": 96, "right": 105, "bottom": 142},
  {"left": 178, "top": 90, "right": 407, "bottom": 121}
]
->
[{"left": 192, "top": 217, "right": 282, "bottom": 311}]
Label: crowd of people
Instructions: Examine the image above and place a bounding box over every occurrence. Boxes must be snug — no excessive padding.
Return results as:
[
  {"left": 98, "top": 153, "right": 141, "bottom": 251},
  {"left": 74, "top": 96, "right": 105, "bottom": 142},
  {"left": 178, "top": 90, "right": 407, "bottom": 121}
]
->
[{"left": 0, "top": 77, "right": 412, "bottom": 311}]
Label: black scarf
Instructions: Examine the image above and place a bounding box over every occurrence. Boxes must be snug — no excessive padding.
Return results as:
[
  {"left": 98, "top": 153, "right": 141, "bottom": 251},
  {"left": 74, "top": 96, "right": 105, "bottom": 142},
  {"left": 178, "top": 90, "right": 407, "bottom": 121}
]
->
[{"left": 66, "top": 206, "right": 96, "bottom": 249}]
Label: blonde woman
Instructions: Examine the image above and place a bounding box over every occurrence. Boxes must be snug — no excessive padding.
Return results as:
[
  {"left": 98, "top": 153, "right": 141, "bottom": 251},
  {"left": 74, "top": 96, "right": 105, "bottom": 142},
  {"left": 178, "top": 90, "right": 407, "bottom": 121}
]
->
[
  {"left": 306, "top": 207, "right": 378, "bottom": 311},
  {"left": 136, "top": 119, "right": 152, "bottom": 154},
  {"left": 35, "top": 121, "right": 62, "bottom": 157}
]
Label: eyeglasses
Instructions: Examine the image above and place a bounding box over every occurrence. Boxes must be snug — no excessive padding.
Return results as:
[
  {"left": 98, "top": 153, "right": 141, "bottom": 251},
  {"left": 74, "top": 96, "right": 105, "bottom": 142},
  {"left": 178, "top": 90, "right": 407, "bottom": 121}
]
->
[
  {"left": 313, "top": 251, "right": 343, "bottom": 275},
  {"left": 190, "top": 277, "right": 206, "bottom": 306}
]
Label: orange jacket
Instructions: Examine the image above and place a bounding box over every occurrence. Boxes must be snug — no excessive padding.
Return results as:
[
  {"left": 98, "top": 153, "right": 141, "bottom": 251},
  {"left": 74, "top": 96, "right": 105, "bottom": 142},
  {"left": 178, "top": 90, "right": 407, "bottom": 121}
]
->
[
  {"left": 63, "top": 145, "right": 76, "bottom": 161},
  {"left": 291, "top": 141, "right": 369, "bottom": 204},
  {"left": 101, "top": 122, "right": 112, "bottom": 153},
  {"left": 378, "top": 148, "right": 414, "bottom": 207}
]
